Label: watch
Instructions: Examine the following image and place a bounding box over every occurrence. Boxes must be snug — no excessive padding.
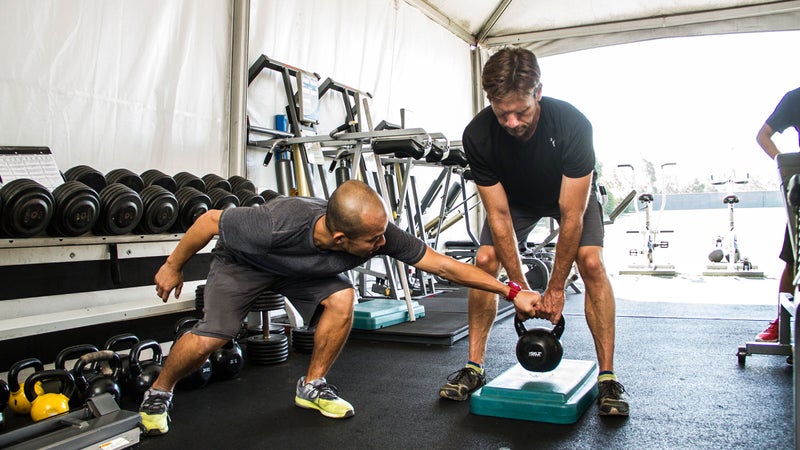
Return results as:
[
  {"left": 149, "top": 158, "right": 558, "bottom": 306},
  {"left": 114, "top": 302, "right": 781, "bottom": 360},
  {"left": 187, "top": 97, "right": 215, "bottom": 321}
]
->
[{"left": 505, "top": 281, "right": 521, "bottom": 302}]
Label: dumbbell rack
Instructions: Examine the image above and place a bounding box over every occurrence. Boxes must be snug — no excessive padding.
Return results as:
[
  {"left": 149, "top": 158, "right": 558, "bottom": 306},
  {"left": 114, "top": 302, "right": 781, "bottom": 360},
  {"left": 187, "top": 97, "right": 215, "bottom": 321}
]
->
[{"left": 0, "top": 234, "right": 215, "bottom": 368}]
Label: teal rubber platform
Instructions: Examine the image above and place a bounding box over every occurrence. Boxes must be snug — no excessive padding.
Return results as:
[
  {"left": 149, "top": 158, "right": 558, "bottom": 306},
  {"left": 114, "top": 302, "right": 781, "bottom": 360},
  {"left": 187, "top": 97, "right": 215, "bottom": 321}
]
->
[
  {"left": 352, "top": 299, "right": 425, "bottom": 330},
  {"left": 470, "top": 359, "right": 598, "bottom": 424}
]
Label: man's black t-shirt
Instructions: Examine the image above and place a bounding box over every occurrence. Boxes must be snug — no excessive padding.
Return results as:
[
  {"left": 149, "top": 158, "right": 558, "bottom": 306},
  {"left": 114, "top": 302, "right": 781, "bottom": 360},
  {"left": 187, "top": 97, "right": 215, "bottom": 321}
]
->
[
  {"left": 463, "top": 97, "right": 596, "bottom": 217},
  {"left": 766, "top": 87, "right": 800, "bottom": 148}
]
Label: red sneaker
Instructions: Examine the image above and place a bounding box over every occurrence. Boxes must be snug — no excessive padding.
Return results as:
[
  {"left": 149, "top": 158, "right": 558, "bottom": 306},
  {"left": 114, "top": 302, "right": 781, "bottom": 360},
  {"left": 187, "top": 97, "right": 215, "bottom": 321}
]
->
[{"left": 755, "top": 319, "right": 779, "bottom": 342}]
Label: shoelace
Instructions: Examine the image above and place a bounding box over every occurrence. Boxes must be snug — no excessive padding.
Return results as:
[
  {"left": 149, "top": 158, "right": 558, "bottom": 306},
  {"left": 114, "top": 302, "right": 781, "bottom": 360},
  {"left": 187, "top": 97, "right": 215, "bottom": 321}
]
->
[
  {"left": 600, "top": 380, "right": 626, "bottom": 399},
  {"left": 309, "top": 382, "right": 340, "bottom": 400},
  {"left": 446, "top": 367, "right": 477, "bottom": 384},
  {"left": 142, "top": 394, "right": 172, "bottom": 413}
]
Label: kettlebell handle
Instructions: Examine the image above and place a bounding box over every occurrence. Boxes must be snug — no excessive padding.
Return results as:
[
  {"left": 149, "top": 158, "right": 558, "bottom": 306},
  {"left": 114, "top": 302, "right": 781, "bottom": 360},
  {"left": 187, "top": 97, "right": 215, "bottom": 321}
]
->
[
  {"left": 104, "top": 333, "right": 140, "bottom": 352},
  {"left": 514, "top": 315, "right": 566, "bottom": 339},
  {"left": 72, "top": 350, "right": 122, "bottom": 381},
  {"left": 8, "top": 358, "right": 44, "bottom": 392},
  {"left": 24, "top": 370, "right": 76, "bottom": 402},
  {"left": 129, "top": 339, "right": 164, "bottom": 374}
]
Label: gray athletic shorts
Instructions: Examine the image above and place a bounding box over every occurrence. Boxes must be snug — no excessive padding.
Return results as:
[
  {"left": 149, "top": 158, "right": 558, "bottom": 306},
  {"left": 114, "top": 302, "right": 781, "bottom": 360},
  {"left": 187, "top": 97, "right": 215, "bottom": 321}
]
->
[
  {"left": 192, "top": 253, "right": 353, "bottom": 340},
  {"left": 479, "top": 193, "right": 605, "bottom": 248}
]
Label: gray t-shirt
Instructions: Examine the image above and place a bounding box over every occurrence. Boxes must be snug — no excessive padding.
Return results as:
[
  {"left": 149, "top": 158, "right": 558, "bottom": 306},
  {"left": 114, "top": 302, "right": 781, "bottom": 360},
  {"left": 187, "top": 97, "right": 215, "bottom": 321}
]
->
[{"left": 215, "top": 196, "right": 427, "bottom": 278}]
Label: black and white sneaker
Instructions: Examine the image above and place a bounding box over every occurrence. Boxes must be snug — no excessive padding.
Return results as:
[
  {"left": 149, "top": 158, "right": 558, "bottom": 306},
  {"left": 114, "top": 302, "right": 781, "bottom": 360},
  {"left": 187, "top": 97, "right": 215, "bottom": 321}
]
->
[
  {"left": 438, "top": 367, "right": 486, "bottom": 401},
  {"left": 598, "top": 380, "right": 629, "bottom": 416}
]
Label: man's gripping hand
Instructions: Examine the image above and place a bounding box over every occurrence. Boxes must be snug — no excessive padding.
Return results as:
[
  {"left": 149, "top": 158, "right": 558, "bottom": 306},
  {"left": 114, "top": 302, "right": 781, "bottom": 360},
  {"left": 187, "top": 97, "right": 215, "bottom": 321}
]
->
[
  {"left": 537, "top": 287, "right": 566, "bottom": 324},
  {"left": 512, "top": 290, "right": 542, "bottom": 319}
]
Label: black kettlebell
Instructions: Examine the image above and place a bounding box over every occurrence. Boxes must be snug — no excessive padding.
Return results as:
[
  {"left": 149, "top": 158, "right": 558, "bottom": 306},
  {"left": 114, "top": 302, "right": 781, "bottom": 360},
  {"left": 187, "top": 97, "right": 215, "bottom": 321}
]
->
[
  {"left": 514, "top": 315, "right": 566, "bottom": 372},
  {"left": 24, "top": 370, "right": 76, "bottom": 422},
  {"left": 103, "top": 333, "right": 140, "bottom": 389},
  {"left": 129, "top": 339, "right": 164, "bottom": 399},
  {"left": 72, "top": 350, "right": 123, "bottom": 404},
  {"left": 8, "top": 358, "right": 45, "bottom": 415},
  {"left": 173, "top": 317, "right": 213, "bottom": 390},
  {"left": 210, "top": 339, "right": 244, "bottom": 381},
  {"left": 0, "top": 378, "right": 9, "bottom": 431},
  {"left": 55, "top": 343, "right": 101, "bottom": 407}
]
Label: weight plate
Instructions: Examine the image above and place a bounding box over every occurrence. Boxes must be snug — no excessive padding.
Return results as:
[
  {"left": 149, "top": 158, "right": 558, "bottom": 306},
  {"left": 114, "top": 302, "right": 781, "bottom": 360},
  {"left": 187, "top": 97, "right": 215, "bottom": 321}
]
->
[
  {"left": 95, "top": 183, "right": 143, "bottom": 235},
  {"left": 49, "top": 180, "right": 100, "bottom": 237},
  {"left": 106, "top": 168, "right": 144, "bottom": 193},
  {"left": 228, "top": 176, "right": 256, "bottom": 194},
  {"left": 202, "top": 173, "right": 232, "bottom": 193},
  {"left": 174, "top": 172, "right": 206, "bottom": 192},
  {"left": 207, "top": 187, "right": 239, "bottom": 210},
  {"left": 524, "top": 258, "right": 550, "bottom": 291},
  {"left": 141, "top": 169, "right": 178, "bottom": 193},
  {"left": 0, "top": 178, "right": 54, "bottom": 237},
  {"left": 173, "top": 186, "right": 211, "bottom": 232},
  {"left": 64, "top": 165, "right": 107, "bottom": 193}
]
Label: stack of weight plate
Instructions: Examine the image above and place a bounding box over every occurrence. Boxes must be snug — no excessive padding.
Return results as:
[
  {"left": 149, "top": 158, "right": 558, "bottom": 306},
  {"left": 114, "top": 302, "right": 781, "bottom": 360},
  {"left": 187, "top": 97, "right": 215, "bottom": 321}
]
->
[
  {"left": 291, "top": 327, "right": 315, "bottom": 354},
  {"left": 0, "top": 178, "right": 55, "bottom": 237},
  {"left": 195, "top": 284, "right": 205, "bottom": 312},
  {"left": 245, "top": 291, "right": 289, "bottom": 365}
]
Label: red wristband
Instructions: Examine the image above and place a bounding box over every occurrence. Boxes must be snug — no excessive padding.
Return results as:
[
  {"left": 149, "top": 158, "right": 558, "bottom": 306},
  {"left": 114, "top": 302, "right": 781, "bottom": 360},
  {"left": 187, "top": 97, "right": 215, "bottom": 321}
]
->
[{"left": 505, "top": 281, "right": 521, "bottom": 301}]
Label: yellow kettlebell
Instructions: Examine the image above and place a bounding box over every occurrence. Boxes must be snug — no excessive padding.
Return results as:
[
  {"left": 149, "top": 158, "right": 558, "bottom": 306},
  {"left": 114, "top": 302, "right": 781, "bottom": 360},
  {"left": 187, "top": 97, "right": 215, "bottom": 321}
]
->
[
  {"left": 8, "top": 358, "right": 45, "bottom": 414},
  {"left": 25, "top": 370, "right": 76, "bottom": 422}
]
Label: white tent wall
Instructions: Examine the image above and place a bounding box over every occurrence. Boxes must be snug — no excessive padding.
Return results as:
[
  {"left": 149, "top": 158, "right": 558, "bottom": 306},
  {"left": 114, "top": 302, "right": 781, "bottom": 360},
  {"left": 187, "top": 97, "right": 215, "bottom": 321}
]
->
[
  {"left": 0, "top": 0, "right": 232, "bottom": 177},
  {"left": 245, "top": 0, "right": 474, "bottom": 192}
]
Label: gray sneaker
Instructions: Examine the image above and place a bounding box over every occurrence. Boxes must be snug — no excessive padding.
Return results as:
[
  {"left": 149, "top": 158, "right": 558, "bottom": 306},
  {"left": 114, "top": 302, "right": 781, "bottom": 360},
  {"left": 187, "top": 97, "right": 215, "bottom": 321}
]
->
[
  {"left": 439, "top": 367, "right": 486, "bottom": 401},
  {"left": 295, "top": 377, "right": 354, "bottom": 418},
  {"left": 139, "top": 389, "right": 172, "bottom": 435}
]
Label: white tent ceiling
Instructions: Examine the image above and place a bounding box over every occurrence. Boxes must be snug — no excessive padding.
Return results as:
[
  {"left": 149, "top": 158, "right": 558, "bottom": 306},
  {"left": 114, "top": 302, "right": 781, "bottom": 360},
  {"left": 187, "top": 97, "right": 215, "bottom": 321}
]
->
[{"left": 404, "top": 0, "right": 800, "bottom": 56}]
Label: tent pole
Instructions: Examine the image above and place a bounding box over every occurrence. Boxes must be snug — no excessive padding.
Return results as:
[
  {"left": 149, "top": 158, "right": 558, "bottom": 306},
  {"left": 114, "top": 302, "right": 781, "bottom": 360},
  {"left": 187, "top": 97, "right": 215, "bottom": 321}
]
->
[{"left": 228, "top": 0, "right": 250, "bottom": 177}]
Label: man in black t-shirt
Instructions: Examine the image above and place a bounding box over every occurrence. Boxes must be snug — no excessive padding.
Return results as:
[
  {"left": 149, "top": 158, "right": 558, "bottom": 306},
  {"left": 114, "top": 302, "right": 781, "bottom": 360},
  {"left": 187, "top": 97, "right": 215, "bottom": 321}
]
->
[
  {"left": 754, "top": 87, "right": 800, "bottom": 342},
  {"left": 137, "top": 180, "right": 541, "bottom": 435},
  {"left": 438, "top": 47, "right": 629, "bottom": 417}
]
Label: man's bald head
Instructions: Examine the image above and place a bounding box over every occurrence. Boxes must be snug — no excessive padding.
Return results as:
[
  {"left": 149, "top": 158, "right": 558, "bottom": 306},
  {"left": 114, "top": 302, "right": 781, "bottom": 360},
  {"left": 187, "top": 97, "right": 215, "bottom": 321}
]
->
[{"left": 325, "top": 180, "right": 389, "bottom": 238}]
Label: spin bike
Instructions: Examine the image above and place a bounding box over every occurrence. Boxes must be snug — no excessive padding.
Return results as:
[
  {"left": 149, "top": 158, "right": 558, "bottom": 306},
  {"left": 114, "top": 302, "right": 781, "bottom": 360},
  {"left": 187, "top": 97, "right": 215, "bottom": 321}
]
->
[
  {"left": 703, "top": 172, "right": 763, "bottom": 277},
  {"left": 618, "top": 162, "right": 677, "bottom": 276}
]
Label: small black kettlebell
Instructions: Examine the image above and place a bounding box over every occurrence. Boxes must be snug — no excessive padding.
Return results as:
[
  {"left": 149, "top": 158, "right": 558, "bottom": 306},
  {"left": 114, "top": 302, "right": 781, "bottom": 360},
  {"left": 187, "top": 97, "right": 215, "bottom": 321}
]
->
[
  {"left": 174, "top": 317, "right": 213, "bottom": 390},
  {"left": 0, "top": 378, "right": 9, "bottom": 431},
  {"left": 72, "top": 350, "right": 123, "bottom": 405},
  {"left": 129, "top": 339, "right": 164, "bottom": 399},
  {"left": 210, "top": 340, "right": 244, "bottom": 381},
  {"left": 514, "top": 315, "right": 566, "bottom": 372}
]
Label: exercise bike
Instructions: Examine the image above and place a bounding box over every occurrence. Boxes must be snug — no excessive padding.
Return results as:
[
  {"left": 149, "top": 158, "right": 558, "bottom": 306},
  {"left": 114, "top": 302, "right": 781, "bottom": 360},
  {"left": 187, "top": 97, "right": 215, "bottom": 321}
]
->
[
  {"left": 703, "top": 172, "right": 763, "bottom": 277},
  {"left": 618, "top": 162, "right": 677, "bottom": 276}
]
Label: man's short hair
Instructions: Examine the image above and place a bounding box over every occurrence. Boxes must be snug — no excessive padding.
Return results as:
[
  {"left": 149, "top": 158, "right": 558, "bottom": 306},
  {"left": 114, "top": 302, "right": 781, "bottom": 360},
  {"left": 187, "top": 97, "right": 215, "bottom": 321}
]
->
[
  {"left": 325, "top": 180, "right": 385, "bottom": 237},
  {"left": 482, "top": 46, "right": 541, "bottom": 101}
]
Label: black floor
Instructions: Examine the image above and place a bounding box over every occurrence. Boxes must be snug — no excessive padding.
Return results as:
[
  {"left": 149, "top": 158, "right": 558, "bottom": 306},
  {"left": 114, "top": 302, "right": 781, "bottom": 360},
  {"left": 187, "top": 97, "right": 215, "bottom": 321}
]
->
[{"left": 125, "top": 287, "right": 793, "bottom": 450}]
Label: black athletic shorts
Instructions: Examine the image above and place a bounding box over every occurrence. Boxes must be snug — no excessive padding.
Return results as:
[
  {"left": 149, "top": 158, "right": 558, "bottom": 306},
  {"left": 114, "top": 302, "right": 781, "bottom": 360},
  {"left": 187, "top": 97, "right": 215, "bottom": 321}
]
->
[
  {"left": 192, "top": 254, "right": 353, "bottom": 340},
  {"left": 479, "top": 192, "right": 605, "bottom": 248},
  {"left": 780, "top": 225, "right": 795, "bottom": 265}
]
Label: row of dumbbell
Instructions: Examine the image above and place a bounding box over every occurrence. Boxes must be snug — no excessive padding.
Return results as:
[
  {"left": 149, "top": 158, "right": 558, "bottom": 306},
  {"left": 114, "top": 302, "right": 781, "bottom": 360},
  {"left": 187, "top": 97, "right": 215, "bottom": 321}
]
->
[{"left": 0, "top": 166, "right": 281, "bottom": 238}]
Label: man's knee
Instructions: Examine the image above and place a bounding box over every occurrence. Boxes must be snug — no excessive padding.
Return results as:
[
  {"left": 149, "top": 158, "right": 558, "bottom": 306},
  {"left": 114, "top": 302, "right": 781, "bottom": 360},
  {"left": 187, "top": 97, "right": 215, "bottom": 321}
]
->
[
  {"left": 181, "top": 332, "right": 228, "bottom": 356},
  {"left": 321, "top": 288, "right": 356, "bottom": 317},
  {"left": 576, "top": 247, "right": 607, "bottom": 281},
  {"left": 475, "top": 245, "right": 500, "bottom": 274}
]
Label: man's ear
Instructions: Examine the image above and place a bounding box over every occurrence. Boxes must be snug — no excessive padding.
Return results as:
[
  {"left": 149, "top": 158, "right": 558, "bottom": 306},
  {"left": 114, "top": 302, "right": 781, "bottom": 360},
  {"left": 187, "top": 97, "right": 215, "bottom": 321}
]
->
[{"left": 332, "top": 231, "right": 346, "bottom": 245}]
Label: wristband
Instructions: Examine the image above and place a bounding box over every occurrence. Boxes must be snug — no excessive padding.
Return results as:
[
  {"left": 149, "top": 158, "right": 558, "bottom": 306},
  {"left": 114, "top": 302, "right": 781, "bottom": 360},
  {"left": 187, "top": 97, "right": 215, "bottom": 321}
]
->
[{"left": 505, "top": 281, "right": 521, "bottom": 302}]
